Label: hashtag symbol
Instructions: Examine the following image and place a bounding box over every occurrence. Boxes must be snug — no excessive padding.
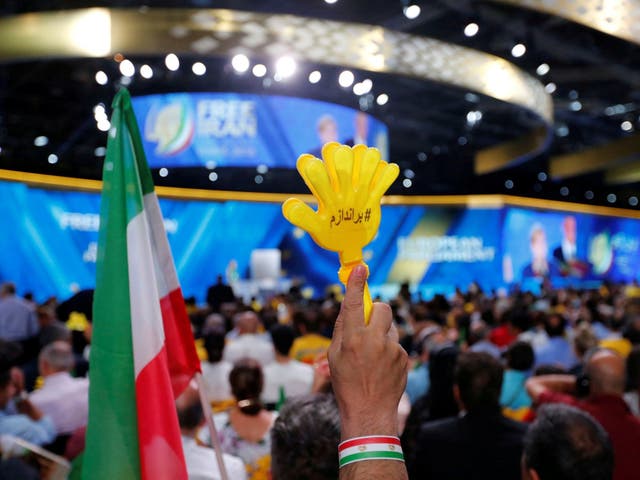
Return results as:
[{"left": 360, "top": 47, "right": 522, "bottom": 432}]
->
[{"left": 364, "top": 208, "right": 371, "bottom": 222}]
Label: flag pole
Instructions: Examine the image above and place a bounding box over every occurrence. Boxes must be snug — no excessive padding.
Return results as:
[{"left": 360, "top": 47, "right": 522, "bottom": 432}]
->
[{"left": 195, "top": 373, "right": 230, "bottom": 480}]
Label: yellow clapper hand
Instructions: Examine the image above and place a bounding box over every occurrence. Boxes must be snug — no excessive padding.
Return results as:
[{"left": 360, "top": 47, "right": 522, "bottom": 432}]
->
[{"left": 282, "top": 142, "right": 399, "bottom": 324}]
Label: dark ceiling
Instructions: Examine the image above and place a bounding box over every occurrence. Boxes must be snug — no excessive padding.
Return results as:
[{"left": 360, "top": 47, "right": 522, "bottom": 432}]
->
[{"left": 1, "top": 1, "right": 640, "bottom": 206}]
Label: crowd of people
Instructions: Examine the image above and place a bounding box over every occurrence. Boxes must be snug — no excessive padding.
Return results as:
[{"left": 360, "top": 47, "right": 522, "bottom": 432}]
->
[{"left": 0, "top": 273, "right": 639, "bottom": 479}]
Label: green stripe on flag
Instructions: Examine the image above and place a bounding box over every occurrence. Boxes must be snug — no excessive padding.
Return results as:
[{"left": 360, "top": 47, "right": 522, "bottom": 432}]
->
[
  {"left": 339, "top": 451, "right": 405, "bottom": 468},
  {"left": 83, "top": 88, "right": 145, "bottom": 480}
]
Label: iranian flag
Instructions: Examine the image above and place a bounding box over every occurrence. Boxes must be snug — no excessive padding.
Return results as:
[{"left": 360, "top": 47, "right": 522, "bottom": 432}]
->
[{"left": 83, "top": 88, "right": 201, "bottom": 480}]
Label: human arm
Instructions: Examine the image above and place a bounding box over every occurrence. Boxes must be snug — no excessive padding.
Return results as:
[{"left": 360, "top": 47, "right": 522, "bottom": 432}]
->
[
  {"left": 525, "top": 374, "right": 577, "bottom": 403},
  {"left": 328, "top": 265, "right": 409, "bottom": 480}
]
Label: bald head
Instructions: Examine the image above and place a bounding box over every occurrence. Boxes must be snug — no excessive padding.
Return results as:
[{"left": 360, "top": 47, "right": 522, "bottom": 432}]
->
[{"left": 586, "top": 349, "right": 626, "bottom": 396}]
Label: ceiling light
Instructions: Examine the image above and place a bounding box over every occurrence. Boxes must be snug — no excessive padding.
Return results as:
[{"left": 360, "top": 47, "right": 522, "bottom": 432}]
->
[
  {"left": 417, "top": 152, "right": 427, "bottom": 161},
  {"left": 536, "top": 63, "right": 550, "bottom": 76},
  {"left": 192, "top": 62, "right": 206, "bottom": 76},
  {"left": 47, "top": 154, "right": 58, "bottom": 164},
  {"left": 607, "top": 193, "right": 617, "bottom": 203},
  {"left": 458, "top": 136, "right": 468, "bottom": 145},
  {"left": 119, "top": 59, "right": 135, "bottom": 77},
  {"left": 252, "top": 64, "right": 267, "bottom": 77},
  {"left": 255, "top": 175, "right": 264, "bottom": 184},
  {"left": 94, "top": 147, "right": 106, "bottom": 157},
  {"left": 560, "top": 186, "right": 569, "bottom": 196},
  {"left": 403, "top": 4, "right": 421, "bottom": 19},
  {"left": 34, "top": 136, "right": 48, "bottom": 147},
  {"left": 585, "top": 190, "right": 594, "bottom": 200},
  {"left": 466, "top": 110, "right": 482, "bottom": 125},
  {"left": 208, "top": 172, "right": 218, "bottom": 182},
  {"left": 165, "top": 53, "right": 180, "bottom": 71},
  {"left": 97, "top": 120, "right": 110, "bottom": 131},
  {"left": 629, "top": 196, "right": 638, "bottom": 207},
  {"left": 353, "top": 83, "right": 366, "bottom": 95},
  {"left": 402, "top": 178, "right": 413, "bottom": 188},
  {"left": 206, "top": 160, "right": 217, "bottom": 170},
  {"left": 556, "top": 125, "right": 569, "bottom": 137},
  {"left": 505, "top": 179, "right": 514, "bottom": 189},
  {"left": 538, "top": 172, "right": 547, "bottom": 182},
  {"left": 140, "top": 64, "right": 153, "bottom": 79},
  {"left": 308, "top": 70, "right": 321, "bottom": 84},
  {"left": 621, "top": 120, "right": 633, "bottom": 131},
  {"left": 360, "top": 79, "right": 372, "bottom": 94},
  {"left": 338, "top": 70, "right": 355, "bottom": 88},
  {"left": 231, "top": 54, "right": 250, "bottom": 73},
  {"left": 464, "top": 23, "right": 479, "bottom": 37},
  {"left": 257, "top": 164, "right": 269, "bottom": 174},
  {"left": 325, "top": 0, "right": 338, "bottom": 3},
  {"left": 275, "top": 56, "right": 296, "bottom": 78},
  {"left": 95, "top": 70, "right": 108, "bottom": 85},
  {"left": 404, "top": 169, "right": 415, "bottom": 179},
  {"left": 568, "top": 90, "right": 579, "bottom": 100},
  {"left": 464, "top": 92, "right": 479, "bottom": 103},
  {"left": 511, "top": 43, "right": 526, "bottom": 58},
  {"left": 545, "top": 82, "right": 557, "bottom": 94},
  {"left": 159, "top": 168, "right": 169, "bottom": 177},
  {"left": 569, "top": 101, "right": 582, "bottom": 111},
  {"left": 376, "top": 93, "right": 389, "bottom": 105}
]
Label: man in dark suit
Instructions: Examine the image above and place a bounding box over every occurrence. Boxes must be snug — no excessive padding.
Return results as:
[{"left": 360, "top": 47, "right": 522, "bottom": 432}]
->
[
  {"left": 205, "top": 275, "right": 235, "bottom": 313},
  {"left": 407, "top": 352, "right": 527, "bottom": 480}
]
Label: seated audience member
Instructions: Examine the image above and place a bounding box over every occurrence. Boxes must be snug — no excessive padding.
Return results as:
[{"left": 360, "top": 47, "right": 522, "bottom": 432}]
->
[
  {"left": 327, "top": 265, "right": 408, "bottom": 479},
  {"left": 534, "top": 313, "right": 578, "bottom": 370},
  {"left": 223, "top": 311, "right": 274, "bottom": 367},
  {"left": 262, "top": 325, "right": 313, "bottom": 406},
  {"left": 271, "top": 393, "right": 340, "bottom": 480},
  {"left": 200, "top": 330, "right": 233, "bottom": 408},
  {"left": 500, "top": 341, "right": 534, "bottom": 420},
  {"left": 0, "top": 367, "right": 55, "bottom": 446},
  {"left": 526, "top": 348, "right": 640, "bottom": 480},
  {"left": 570, "top": 323, "right": 599, "bottom": 376},
  {"left": 624, "top": 346, "right": 640, "bottom": 415},
  {"left": 176, "top": 385, "right": 246, "bottom": 480},
  {"left": 289, "top": 310, "right": 331, "bottom": 364},
  {"left": 217, "top": 359, "right": 277, "bottom": 480},
  {"left": 405, "top": 326, "right": 443, "bottom": 404},
  {"left": 0, "top": 283, "right": 38, "bottom": 343},
  {"left": 408, "top": 352, "right": 527, "bottom": 480},
  {"left": 600, "top": 316, "right": 633, "bottom": 358},
  {"left": 523, "top": 404, "right": 614, "bottom": 480},
  {"left": 468, "top": 319, "right": 501, "bottom": 358},
  {"left": 29, "top": 341, "right": 88, "bottom": 435}
]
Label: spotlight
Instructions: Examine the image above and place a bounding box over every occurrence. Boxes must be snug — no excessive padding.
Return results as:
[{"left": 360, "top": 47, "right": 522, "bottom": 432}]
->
[
  {"left": 621, "top": 120, "right": 633, "bottom": 132},
  {"left": 536, "top": 63, "right": 550, "bottom": 76},
  {"left": 464, "top": 23, "right": 479, "bottom": 37},
  {"left": 165, "top": 53, "right": 180, "bottom": 71},
  {"left": 402, "top": 178, "right": 412, "bottom": 188},
  {"left": 159, "top": 168, "right": 169, "bottom": 177},
  {"left": 560, "top": 186, "right": 569, "bottom": 196},
  {"left": 545, "top": 82, "right": 557, "bottom": 94},
  {"left": 97, "top": 120, "right": 111, "bottom": 132},
  {"left": 585, "top": 191, "right": 594, "bottom": 200},
  {"left": 231, "top": 54, "right": 250, "bottom": 73},
  {"left": 629, "top": 196, "right": 638, "bottom": 207},
  {"left": 338, "top": 70, "right": 355, "bottom": 88},
  {"left": 140, "top": 64, "right": 153, "bottom": 79},
  {"left": 505, "top": 179, "right": 514, "bottom": 189},
  {"left": 607, "top": 193, "right": 617, "bottom": 203},
  {"left": 275, "top": 56, "right": 296, "bottom": 78},
  {"left": 403, "top": 4, "right": 421, "bottom": 19},
  {"left": 192, "top": 62, "right": 206, "bottom": 76},
  {"left": 47, "top": 154, "right": 58, "bottom": 164},
  {"left": 511, "top": 43, "right": 526, "bottom": 58},
  {"left": 308, "top": 70, "right": 322, "bottom": 84},
  {"left": 34, "top": 136, "right": 49, "bottom": 147},
  {"left": 376, "top": 94, "right": 389, "bottom": 105},
  {"left": 208, "top": 172, "right": 218, "bottom": 182},
  {"left": 95, "top": 70, "right": 108, "bottom": 85},
  {"left": 119, "top": 59, "right": 135, "bottom": 77},
  {"left": 252, "top": 64, "right": 267, "bottom": 77}
]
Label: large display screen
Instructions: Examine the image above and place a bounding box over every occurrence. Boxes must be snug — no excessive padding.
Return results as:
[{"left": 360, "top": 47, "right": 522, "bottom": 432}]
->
[
  {"left": 2, "top": 180, "right": 639, "bottom": 303},
  {"left": 131, "top": 93, "right": 389, "bottom": 168}
]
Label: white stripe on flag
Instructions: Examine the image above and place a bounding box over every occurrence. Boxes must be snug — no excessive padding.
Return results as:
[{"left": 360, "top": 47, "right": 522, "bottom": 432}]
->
[
  {"left": 127, "top": 210, "right": 165, "bottom": 377},
  {"left": 143, "top": 194, "right": 179, "bottom": 298},
  {"left": 340, "top": 443, "right": 403, "bottom": 459}
]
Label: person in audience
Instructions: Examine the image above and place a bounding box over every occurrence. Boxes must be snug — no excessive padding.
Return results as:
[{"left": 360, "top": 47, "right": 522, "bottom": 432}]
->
[
  {"left": 468, "top": 319, "right": 501, "bottom": 358},
  {"left": 36, "top": 303, "right": 71, "bottom": 348},
  {"left": 526, "top": 348, "right": 640, "bottom": 480},
  {"left": 407, "top": 352, "right": 527, "bottom": 479},
  {"left": 500, "top": 340, "right": 534, "bottom": 420},
  {"left": 624, "top": 346, "right": 640, "bottom": 415},
  {"left": 0, "top": 282, "right": 38, "bottom": 342},
  {"left": 217, "top": 358, "right": 277, "bottom": 480},
  {"left": 176, "top": 385, "right": 247, "bottom": 480},
  {"left": 0, "top": 365, "right": 55, "bottom": 446},
  {"left": 404, "top": 326, "right": 442, "bottom": 404},
  {"left": 223, "top": 311, "right": 274, "bottom": 367},
  {"left": 522, "top": 403, "right": 614, "bottom": 480},
  {"left": 290, "top": 309, "right": 331, "bottom": 364},
  {"left": 570, "top": 322, "right": 599, "bottom": 376},
  {"left": 271, "top": 393, "right": 340, "bottom": 480},
  {"left": 327, "top": 264, "right": 409, "bottom": 479},
  {"left": 534, "top": 312, "right": 577, "bottom": 370},
  {"left": 29, "top": 341, "right": 88, "bottom": 435},
  {"left": 200, "top": 329, "right": 233, "bottom": 409},
  {"left": 262, "top": 324, "right": 313, "bottom": 407},
  {"left": 206, "top": 275, "right": 236, "bottom": 313}
]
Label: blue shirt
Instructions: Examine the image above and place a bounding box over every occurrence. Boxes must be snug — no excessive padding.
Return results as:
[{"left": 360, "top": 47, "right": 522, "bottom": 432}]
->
[
  {"left": 0, "top": 409, "right": 56, "bottom": 445},
  {"left": 470, "top": 340, "right": 502, "bottom": 359},
  {"left": 534, "top": 336, "right": 578, "bottom": 370},
  {"left": 499, "top": 370, "right": 532, "bottom": 409},
  {"left": 0, "top": 295, "right": 38, "bottom": 341},
  {"left": 406, "top": 363, "right": 430, "bottom": 404}
]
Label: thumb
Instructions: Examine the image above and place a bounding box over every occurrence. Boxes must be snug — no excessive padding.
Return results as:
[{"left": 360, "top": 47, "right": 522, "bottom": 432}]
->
[{"left": 340, "top": 265, "right": 368, "bottom": 332}]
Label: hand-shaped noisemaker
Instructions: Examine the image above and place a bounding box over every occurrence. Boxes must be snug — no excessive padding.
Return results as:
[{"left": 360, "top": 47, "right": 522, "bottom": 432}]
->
[{"left": 282, "top": 142, "right": 399, "bottom": 324}]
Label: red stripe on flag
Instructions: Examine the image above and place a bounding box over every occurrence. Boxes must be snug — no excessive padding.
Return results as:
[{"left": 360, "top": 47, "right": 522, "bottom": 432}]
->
[
  {"left": 160, "top": 288, "right": 201, "bottom": 398},
  {"left": 339, "top": 436, "right": 402, "bottom": 451},
  {"left": 135, "top": 345, "right": 188, "bottom": 480}
]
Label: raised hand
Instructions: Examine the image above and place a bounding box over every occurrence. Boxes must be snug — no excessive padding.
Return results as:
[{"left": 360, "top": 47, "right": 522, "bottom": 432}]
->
[{"left": 282, "top": 142, "right": 399, "bottom": 323}]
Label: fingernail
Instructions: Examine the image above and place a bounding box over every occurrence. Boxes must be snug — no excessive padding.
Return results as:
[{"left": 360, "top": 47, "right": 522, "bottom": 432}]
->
[{"left": 353, "top": 264, "right": 366, "bottom": 280}]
